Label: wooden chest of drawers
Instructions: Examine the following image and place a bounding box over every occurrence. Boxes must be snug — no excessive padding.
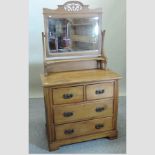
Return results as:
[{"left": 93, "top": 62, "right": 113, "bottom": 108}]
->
[{"left": 41, "top": 69, "right": 121, "bottom": 151}]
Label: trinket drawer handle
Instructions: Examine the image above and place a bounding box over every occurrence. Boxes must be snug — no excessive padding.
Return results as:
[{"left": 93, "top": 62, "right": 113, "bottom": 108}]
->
[
  {"left": 63, "top": 112, "right": 73, "bottom": 117},
  {"left": 64, "top": 129, "right": 74, "bottom": 135},
  {"left": 63, "top": 94, "right": 73, "bottom": 99},
  {"left": 95, "top": 89, "right": 104, "bottom": 94},
  {"left": 96, "top": 107, "right": 105, "bottom": 112},
  {"left": 95, "top": 124, "right": 104, "bottom": 129}
]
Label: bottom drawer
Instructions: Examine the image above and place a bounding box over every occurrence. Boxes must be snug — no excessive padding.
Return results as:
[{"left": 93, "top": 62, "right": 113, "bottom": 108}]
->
[{"left": 55, "top": 117, "right": 113, "bottom": 140}]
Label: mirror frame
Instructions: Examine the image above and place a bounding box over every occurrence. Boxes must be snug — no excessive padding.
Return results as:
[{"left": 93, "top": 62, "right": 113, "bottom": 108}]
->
[{"left": 43, "top": 1, "right": 102, "bottom": 60}]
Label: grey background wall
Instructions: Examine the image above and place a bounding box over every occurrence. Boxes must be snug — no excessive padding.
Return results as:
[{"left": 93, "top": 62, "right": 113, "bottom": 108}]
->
[{"left": 29, "top": 0, "right": 126, "bottom": 98}]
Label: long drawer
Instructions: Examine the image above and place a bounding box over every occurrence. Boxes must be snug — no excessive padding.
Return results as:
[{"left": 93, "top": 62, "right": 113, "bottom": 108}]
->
[
  {"left": 55, "top": 117, "right": 113, "bottom": 140},
  {"left": 52, "top": 86, "right": 84, "bottom": 105},
  {"left": 86, "top": 82, "right": 113, "bottom": 100},
  {"left": 53, "top": 99, "right": 113, "bottom": 124}
]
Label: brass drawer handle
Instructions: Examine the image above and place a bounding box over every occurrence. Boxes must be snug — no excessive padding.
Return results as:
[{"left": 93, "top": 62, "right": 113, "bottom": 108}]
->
[
  {"left": 95, "top": 89, "right": 104, "bottom": 95},
  {"left": 63, "top": 94, "right": 73, "bottom": 99},
  {"left": 64, "top": 129, "right": 74, "bottom": 135},
  {"left": 63, "top": 112, "right": 73, "bottom": 117},
  {"left": 96, "top": 107, "right": 105, "bottom": 112},
  {"left": 95, "top": 124, "right": 104, "bottom": 129}
]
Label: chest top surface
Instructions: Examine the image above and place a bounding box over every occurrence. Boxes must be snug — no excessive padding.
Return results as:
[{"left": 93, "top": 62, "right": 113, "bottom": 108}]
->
[{"left": 41, "top": 69, "right": 121, "bottom": 87}]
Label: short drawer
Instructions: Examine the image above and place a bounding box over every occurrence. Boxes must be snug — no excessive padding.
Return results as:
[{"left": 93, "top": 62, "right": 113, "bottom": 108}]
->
[
  {"left": 55, "top": 117, "right": 113, "bottom": 140},
  {"left": 53, "top": 99, "right": 113, "bottom": 124},
  {"left": 86, "top": 82, "right": 113, "bottom": 100},
  {"left": 53, "top": 86, "right": 84, "bottom": 105}
]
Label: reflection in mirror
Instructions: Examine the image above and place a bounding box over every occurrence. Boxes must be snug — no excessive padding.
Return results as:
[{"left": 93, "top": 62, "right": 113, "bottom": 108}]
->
[{"left": 47, "top": 17, "right": 99, "bottom": 53}]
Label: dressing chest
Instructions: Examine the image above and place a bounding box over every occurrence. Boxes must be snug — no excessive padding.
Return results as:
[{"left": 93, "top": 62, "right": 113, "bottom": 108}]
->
[{"left": 40, "top": 1, "right": 121, "bottom": 151}]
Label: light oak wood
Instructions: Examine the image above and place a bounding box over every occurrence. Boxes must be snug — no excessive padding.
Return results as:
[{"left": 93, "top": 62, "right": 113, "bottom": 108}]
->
[
  {"left": 45, "top": 57, "right": 107, "bottom": 73},
  {"left": 43, "top": 1, "right": 102, "bottom": 14},
  {"left": 52, "top": 86, "right": 84, "bottom": 105},
  {"left": 113, "top": 80, "right": 119, "bottom": 130},
  {"left": 42, "top": 75, "right": 121, "bottom": 151},
  {"left": 45, "top": 56, "right": 105, "bottom": 64},
  {"left": 53, "top": 98, "right": 113, "bottom": 124},
  {"left": 46, "top": 51, "right": 100, "bottom": 58},
  {"left": 49, "top": 129, "right": 117, "bottom": 151},
  {"left": 46, "top": 60, "right": 98, "bottom": 73},
  {"left": 43, "top": 88, "right": 54, "bottom": 142},
  {"left": 41, "top": 69, "right": 121, "bottom": 87},
  {"left": 42, "top": 70, "right": 121, "bottom": 151},
  {"left": 55, "top": 117, "right": 113, "bottom": 140},
  {"left": 40, "top": 1, "right": 122, "bottom": 151},
  {"left": 86, "top": 82, "right": 114, "bottom": 100},
  {"left": 42, "top": 32, "right": 47, "bottom": 75},
  {"left": 107, "top": 132, "right": 118, "bottom": 139}
]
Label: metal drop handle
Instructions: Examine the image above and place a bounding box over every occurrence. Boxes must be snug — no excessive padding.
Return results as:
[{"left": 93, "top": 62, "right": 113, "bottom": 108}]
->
[
  {"left": 63, "top": 112, "right": 73, "bottom": 117},
  {"left": 95, "top": 124, "right": 104, "bottom": 129},
  {"left": 95, "top": 89, "right": 104, "bottom": 94},
  {"left": 96, "top": 107, "right": 105, "bottom": 112},
  {"left": 63, "top": 94, "right": 73, "bottom": 99},
  {"left": 64, "top": 129, "right": 74, "bottom": 135}
]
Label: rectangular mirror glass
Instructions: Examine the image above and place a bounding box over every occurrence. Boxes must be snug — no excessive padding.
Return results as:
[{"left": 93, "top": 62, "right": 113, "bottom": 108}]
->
[{"left": 47, "top": 17, "right": 99, "bottom": 54}]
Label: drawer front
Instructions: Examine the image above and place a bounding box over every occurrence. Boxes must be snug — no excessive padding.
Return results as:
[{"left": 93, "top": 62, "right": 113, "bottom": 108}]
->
[
  {"left": 53, "top": 86, "right": 84, "bottom": 105},
  {"left": 53, "top": 99, "right": 113, "bottom": 124},
  {"left": 86, "top": 82, "right": 113, "bottom": 100},
  {"left": 55, "top": 117, "right": 113, "bottom": 140}
]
